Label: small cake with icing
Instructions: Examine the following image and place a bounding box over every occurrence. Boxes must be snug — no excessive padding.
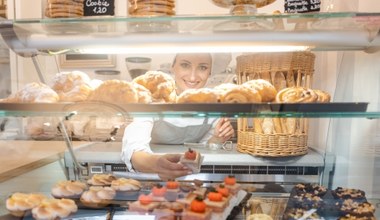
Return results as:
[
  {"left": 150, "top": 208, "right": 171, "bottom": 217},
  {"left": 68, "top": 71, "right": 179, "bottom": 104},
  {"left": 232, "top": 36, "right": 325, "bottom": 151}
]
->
[
  {"left": 150, "top": 183, "right": 168, "bottom": 202},
  {"left": 204, "top": 188, "right": 229, "bottom": 213},
  {"left": 51, "top": 180, "right": 87, "bottom": 199},
  {"left": 180, "top": 148, "right": 202, "bottom": 173},
  {"left": 165, "top": 180, "right": 180, "bottom": 202},
  {"left": 182, "top": 196, "right": 212, "bottom": 220},
  {"left": 223, "top": 175, "right": 241, "bottom": 195},
  {"left": 129, "top": 193, "right": 160, "bottom": 213},
  {"left": 6, "top": 193, "right": 47, "bottom": 217}
]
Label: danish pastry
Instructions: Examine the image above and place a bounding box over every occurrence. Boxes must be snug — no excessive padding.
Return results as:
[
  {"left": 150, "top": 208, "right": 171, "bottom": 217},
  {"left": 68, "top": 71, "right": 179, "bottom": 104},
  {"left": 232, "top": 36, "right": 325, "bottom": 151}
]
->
[
  {"left": 220, "top": 86, "right": 262, "bottom": 103},
  {"left": 276, "top": 87, "right": 318, "bottom": 103},
  {"left": 50, "top": 71, "right": 93, "bottom": 102},
  {"left": 176, "top": 88, "right": 220, "bottom": 103},
  {"left": 88, "top": 80, "right": 139, "bottom": 104},
  {"left": 132, "top": 82, "right": 153, "bottom": 104},
  {"left": 242, "top": 79, "right": 277, "bottom": 102},
  {"left": 314, "top": 89, "right": 331, "bottom": 103},
  {"left": 133, "top": 71, "right": 176, "bottom": 103}
]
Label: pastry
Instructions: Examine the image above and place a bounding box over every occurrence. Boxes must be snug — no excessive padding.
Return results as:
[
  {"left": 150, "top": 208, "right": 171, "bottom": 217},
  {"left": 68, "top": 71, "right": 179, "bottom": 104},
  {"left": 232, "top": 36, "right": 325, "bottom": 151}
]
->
[
  {"left": 129, "top": 193, "right": 160, "bottom": 213},
  {"left": 223, "top": 175, "right": 241, "bottom": 195},
  {"left": 247, "top": 214, "right": 273, "bottom": 220},
  {"left": 180, "top": 148, "right": 202, "bottom": 173},
  {"left": 204, "top": 189, "right": 228, "bottom": 212},
  {"left": 182, "top": 196, "right": 212, "bottom": 220},
  {"left": 176, "top": 88, "right": 220, "bottom": 103},
  {"left": 133, "top": 71, "right": 176, "bottom": 103},
  {"left": 80, "top": 186, "right": 116, "bottom": 208},
  {"left": 6, "top": 193, "right": 47, "bottom": 217},
  {"left": 49, "top": 71, "right": 93, "bottom": 102},
  {"left": 111, "top": 178, "right": 141, "bottom": 199},
  {"left": 242, "top": 79, "right": 277, "bottom": 102},
  {"left": 220, "top": 86, "right": 262, "bottom": 103},
  {"left": 51, "top": 180, "right": 87, "bottom": 199},
  {"left": 87, "top": 174, "right": 117, "bottom": 186},
  {"left": 32, "top": 198, "right": 77, "bottom": 220},
  {"left": 332, "top": 187, "right": 366, "bottom": 200},
  {"left": 87, "top": 79, "right": 139, "bottom": 104},
  {"left": 314, "top": 89, "right": 331, "bottom": 103},
  {"left": 9, "top": 82, "right": 59, "bottom": 103},
  {"left": 292, "top": 193, "right": 324, "bottom": 210},
  {"left": 339, "top": 199, "right": 375, "bottom": 217},
  {"left": 131, "top": 82, "right": 153, "bottom": 103},
  {"left": 165, "top": 180, "right": 180, "bottom": 202},
  {"left": 150, "top": 184, "right": 168, "bottom": 202},
  {"left": 294, "top": 183, "right": 327, "bottom": 196},
  {"left": 276, "top": 87, "right": 318, "bottom": 103}
]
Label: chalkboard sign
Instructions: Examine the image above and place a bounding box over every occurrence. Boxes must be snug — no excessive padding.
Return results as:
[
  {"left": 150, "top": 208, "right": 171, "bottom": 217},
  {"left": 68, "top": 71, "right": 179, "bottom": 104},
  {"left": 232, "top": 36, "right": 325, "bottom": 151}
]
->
[
  {"left": 285, "top": 0, "right": 321, "bottom": 13},
  {"left": 84, "top": 0, "right": 115, "bottom": 16}
]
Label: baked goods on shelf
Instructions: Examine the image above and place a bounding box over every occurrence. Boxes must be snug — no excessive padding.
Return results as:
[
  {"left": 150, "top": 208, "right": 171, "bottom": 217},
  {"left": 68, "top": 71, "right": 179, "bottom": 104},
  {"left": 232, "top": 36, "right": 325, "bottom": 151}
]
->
[
  {"left": 294, "top": 183, "right": 327, "bottom": 197},
  {"left": 332, "top": 187, "right": 366, "bottom": 200},
  {"left": 129, "top": 193, "right": 160, "bottom": 213},
  {"left": 80, "top": 186, "right": 116, "bottom": 208},
  {"left": 31, "top": 198, "right": 78, "bottom": 220},
  {"left": 3, "top": 82, "right": 59, "bottom": 103},
  {"left": 131, "top": 82, "right": 153, "bottom": 103},
  {"left": 219, "top": 86, "right": 262, "bottom": 103},
  {"left": 339, "top": 199, "right": 376, "bottom": 217},
  {"left": 246, "top": 213, "right": 274, "bottom": 220},
  {"left": 6, "top": 193, "right": 47, "bottom": 217},
  {"left": 223, "top": 175, "right": 241, "bottom": 195},
  {"left": 51, "top": 180, "right": 87, "bottom": 199},
  {"left": 180, "top": 148, "right": 202, "bottom": 173},
  {"left": 49, "top": 71, "right": 93, "bottom": 102},
  {"left": 87, "top": 80, "right": 139, "bottom": 104},
  {"left": 133, "top": 71, "right": 176, "bottom": 103},
  {"left": 176, "top": 88, "right": 220, "bottom": 103},
  {"left": 276, "top": 87, "right": 318, "bottom": 103},
  {"left": 87, "top": 174, "right": 117, "bottom": 186},
  {"left": 242, "top": 79, "right": 277, "bottom": 102},
  {"left": 45, "top": 0, "right": 84, "bottom": 18},
  {"left": 111, "top": 178, "right": 142, "bottom": 199},
  {"left": 204, "top": 188, "right": 229, "bottom": 213},
  {"left": 292, "top": 193, "right": 324, "bottom": 210},
  {"left": 151, "top": 184, "right": 168, "bottom": 202},
  {"left": 128, "top": 0, "right": 176, "bottom": 17},
  {"left": 183, "top": 196, "right": 212, "bottom": 220},
  {"left": 314, "top": 89, "right": 331, "bottom": 103},
  {"left": 165, "top": 180, "right": 180, "bottom": 202}
]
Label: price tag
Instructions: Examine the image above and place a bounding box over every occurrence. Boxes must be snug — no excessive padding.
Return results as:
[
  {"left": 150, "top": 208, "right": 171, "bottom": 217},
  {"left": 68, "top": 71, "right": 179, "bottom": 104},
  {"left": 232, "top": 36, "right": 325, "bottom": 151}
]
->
[
  {"left": 285, "top": 0, "right": 321, "bottom": 13},
  {"left": 84, "top": 0, "right": 115, "bottom": 16}
]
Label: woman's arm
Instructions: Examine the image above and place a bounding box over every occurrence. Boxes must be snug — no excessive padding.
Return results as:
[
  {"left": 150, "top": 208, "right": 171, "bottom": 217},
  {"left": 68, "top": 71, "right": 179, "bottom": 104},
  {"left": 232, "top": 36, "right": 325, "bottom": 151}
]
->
[{"left": 207, "top": 118, "right": 235, "bottom": 143}]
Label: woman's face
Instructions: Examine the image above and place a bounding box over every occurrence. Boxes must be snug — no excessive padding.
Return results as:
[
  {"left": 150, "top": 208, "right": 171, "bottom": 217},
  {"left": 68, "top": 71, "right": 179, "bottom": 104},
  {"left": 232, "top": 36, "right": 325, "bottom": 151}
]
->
[{"left": 172, "top": 53, "right": 212, "bottom": 94}]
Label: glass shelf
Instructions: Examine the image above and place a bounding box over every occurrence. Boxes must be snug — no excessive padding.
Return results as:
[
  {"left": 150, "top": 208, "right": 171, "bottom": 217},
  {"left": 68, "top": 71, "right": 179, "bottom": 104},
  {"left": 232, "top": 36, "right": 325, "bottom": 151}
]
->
[
  {"left": 1, "top": 12, "right": 380, "bottom": 56},
  {"left": 0, "top": 102, "right": 377, "bottom": 118}
]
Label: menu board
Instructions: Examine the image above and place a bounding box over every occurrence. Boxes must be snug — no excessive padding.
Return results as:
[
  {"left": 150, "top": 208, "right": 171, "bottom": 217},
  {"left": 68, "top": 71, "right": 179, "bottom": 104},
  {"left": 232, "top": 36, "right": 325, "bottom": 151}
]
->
[
  {"left": 284, "top": 0, "right": 321, "bottom": 13},
  {"left": 84, "top": 0, "right": 115, "bottom": 16}
]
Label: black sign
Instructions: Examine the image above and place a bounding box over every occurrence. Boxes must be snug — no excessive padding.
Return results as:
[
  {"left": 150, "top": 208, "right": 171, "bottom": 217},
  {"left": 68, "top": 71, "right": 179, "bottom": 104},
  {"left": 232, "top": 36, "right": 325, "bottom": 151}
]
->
[
  {"left": 84, "top": 0, "right": 115, "bottom": 16},
  {"left": 284, "top": 0, "right": 321, "bottom": 13}
]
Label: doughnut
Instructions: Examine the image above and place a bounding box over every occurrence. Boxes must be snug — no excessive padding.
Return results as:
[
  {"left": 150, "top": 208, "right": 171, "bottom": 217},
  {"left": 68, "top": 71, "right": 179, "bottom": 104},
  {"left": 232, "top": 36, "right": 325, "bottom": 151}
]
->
[
  {"left": 133, "top": 71, "right": 176, "bottom": 103},
  {"left": 242, "top": 79, "right": 277, "bottom": 102},
  {"left": 276, "top": 87, "right": 318, "bottom": 103},
  {"left": 87, "top": 80, "right": 139, "bottom": 104},
  {"left": 176, "top": 88, "right": 220, "bottom": 103},
  {"left": 49, "top": 71, "right": 93, "bottom": 102},
  {"left": 220, "top": 86, "right": 262, "bottom": 103}
]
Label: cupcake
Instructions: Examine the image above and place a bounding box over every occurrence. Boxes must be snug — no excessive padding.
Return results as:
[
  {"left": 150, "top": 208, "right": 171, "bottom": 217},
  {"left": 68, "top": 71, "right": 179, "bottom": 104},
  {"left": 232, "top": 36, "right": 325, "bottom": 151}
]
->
[
  {"left": 111, "top": 178, "right": 141, "bottom": 200},
  {"left": 51, "top": 180, "right": 87, "bottom": 199},
  {"left": 80, "top": 186, "right": 116, "bottom": 208},
  {"left": 6, "top": 193, "right": 47, "bottom": 217}
]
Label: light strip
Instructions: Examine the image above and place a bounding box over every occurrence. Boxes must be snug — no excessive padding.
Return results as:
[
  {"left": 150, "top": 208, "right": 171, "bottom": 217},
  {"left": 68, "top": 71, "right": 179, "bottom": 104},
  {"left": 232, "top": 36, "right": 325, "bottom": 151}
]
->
[{"left": 79, "top": 45, "right": 310, "bottom": 54}]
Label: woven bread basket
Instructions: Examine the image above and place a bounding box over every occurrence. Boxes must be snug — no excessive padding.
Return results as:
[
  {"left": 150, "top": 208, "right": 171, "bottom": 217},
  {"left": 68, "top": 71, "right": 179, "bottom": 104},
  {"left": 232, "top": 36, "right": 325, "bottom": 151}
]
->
[{"left": 236, "top": 52, "right": 315, "bottom": 157}]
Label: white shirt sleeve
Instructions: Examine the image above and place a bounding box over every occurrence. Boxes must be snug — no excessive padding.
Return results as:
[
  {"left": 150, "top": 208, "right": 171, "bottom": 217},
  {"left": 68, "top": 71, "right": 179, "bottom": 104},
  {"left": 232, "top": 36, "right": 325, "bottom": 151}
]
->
[{"left": 121, "top": 118, "right": 154, "bottom": 171}]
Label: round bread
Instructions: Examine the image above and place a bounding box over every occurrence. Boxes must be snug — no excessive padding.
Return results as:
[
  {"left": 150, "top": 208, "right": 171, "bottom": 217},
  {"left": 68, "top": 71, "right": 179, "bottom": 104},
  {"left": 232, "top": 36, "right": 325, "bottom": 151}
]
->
[
  {"left": 32, "top": 198, "right": 77, "bottom": 220},
  {"left": 133, "top": 71, "right": 176, "bottom": 103},
  {"left": 314, "top": 89, "right": 331, "bottom": 103},
  {"left": 176, "top": 88, "right": 220, "bottom": 103},
  {"left": 6, "top": 193, "right": 47, "bottom": 217},
  {"left": 14, "top": 82, "right": 59, "bottom": 103},
  {"left": 88, "top": 80, "right": 138, "bottom": 104},
  {"left": 51, "top": 180, "right": 87, "bottom": 199},
  {"left": 242, "top": 79, "right": 277, "bottom": 102},
  {"left": 50, "top": 71, "right": 93, "bottom": 102},
  {"left": 276, "top": 87, "right": 318, "bottom": 103},
  {"left": 246, "top": 214, "right": 273, "bottom": 220},
  {"left": 220, "top": 86, "right": 262, "bottom": 103},
  {"left": 132, "top": 82, "right": 153, "bottom": 104}
]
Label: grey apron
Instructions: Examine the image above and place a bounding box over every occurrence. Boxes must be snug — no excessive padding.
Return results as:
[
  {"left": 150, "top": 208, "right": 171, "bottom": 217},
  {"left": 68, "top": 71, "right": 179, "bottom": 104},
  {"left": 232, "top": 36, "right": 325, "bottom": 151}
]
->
[{"left": 150, "top": 118, "right": 214, "bottom": 145}]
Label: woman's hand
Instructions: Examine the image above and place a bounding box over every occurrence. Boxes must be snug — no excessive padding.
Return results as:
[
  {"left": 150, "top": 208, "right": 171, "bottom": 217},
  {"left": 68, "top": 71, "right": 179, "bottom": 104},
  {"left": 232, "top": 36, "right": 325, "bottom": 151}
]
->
[
  {"left": 131, "top": 151, "right": 190, "bottom": 180},
  {"left": 212, "top": 118, "right": 235, "bottom": 142}
]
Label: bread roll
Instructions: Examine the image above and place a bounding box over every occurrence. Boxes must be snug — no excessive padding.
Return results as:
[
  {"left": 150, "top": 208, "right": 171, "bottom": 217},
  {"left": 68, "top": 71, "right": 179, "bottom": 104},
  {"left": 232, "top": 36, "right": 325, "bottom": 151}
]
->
[
  {"left": 176, "top": 88, "right": 219, "bottom": 103},
  {"left": 242, "top": 79, "right": 277, "bottom": 102},
  {"left": 133, "top": 71, "right": 176, "bottom": 103},
  {"left": 220, "top": 86, "right": 262, "bottom": 103},
  {"left": 88, "top": 80, "right": 138, "bottom": 104},
  {"left": 276, "top": 87, "right": 318, "bottom": 103},
  {"left": 50, "top": 71, "right": 93, "bottom": 102}
]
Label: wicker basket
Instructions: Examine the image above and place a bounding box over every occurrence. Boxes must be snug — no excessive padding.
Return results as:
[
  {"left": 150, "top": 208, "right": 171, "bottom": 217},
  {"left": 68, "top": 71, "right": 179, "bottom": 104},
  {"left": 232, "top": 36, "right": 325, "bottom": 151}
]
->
[{"left": 236, "top": 52, "right": 315, "bottom": 157}]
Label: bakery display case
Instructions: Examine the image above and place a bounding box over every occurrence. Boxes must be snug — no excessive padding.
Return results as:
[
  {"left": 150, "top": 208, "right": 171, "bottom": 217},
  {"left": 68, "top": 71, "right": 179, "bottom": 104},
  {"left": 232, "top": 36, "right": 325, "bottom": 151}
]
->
[{"left": 0, "top": 8, "right": 380, "bottom": 220}]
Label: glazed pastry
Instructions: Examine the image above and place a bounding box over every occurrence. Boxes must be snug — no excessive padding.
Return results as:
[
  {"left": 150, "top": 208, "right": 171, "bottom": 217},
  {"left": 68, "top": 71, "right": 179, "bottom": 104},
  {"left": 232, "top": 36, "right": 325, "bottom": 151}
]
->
[
  {"left": 10, "top": 82, "right": 59, "bottom": 103},
  {"left": 133, "top": 71, "right": 176, "bottom": 103},
  {"left": 131, "top": 82, "right": 153, "bottom": 103},
  {"left": 332, "top": 187, "right": 366, "bottom": 199},
  {"left": 242, "top": 79, "right": 277, "bottom": 102},
  {"left": 294, "top": 183, "right": 327, "bottom": 196},
  {"left": 220, "top": 86, "right": 262, "bottom": 103},
  {"left": 6, "top": 193, "right": 47, "bottom": 217},
  {"left": 49, "top": 71, "right": 93, "bottom": 102},
  {"left": 80, "top": 186, "right": 116, "bottom": 208},
  {"left": 339, "top": 199, "right": 375, "bottom": 216},
  {"left": 276, "top": 87, "right": 318, "bottom": 103},
  {"left": 87, "top": 174, "right": 117, "bottom": 186},
  {"left": 176, "top": 88, "right": 220, "bottom": 103},
  {"left": 88, "top": 79, "right": 139, "bottom": 104},
  {"left": 314, "top": 89, "right": 331, "bottom": 103},
  {"left": 51, "top": 180, "right": 87, "bottom": 199},
  {"left": 32, "top": 198, "right": 77, "bottom": 220}
]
